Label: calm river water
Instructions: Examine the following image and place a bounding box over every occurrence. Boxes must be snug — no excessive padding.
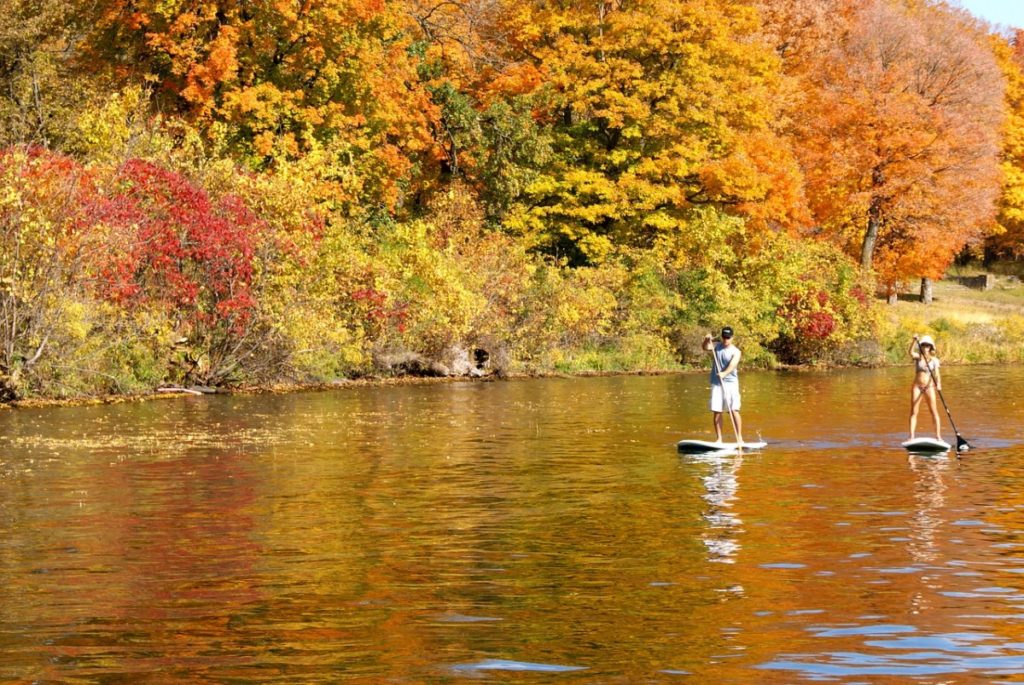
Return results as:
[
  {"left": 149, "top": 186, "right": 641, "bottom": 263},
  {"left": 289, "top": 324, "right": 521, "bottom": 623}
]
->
[{"left": 2, "top": 366, "right": 1024, "bottom": 683}]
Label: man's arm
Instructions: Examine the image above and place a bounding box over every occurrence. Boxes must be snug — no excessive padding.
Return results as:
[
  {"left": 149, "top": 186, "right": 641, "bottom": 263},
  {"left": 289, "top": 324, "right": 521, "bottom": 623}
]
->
[{"left": 720, "top": 349, "right": 741, "bottom": 377}]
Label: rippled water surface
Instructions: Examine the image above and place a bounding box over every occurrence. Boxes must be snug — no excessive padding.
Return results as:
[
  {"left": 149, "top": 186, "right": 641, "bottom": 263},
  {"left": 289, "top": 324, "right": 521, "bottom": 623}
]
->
[{"left": 3, "top": 366, "right": 1024, "bottom": 682}]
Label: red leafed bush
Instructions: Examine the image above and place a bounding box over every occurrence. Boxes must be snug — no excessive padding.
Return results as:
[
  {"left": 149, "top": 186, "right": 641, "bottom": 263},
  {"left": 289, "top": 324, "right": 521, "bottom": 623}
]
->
[
  {"left": 86, "top": 159, "right": 279, "bottom": 385},
  {"left": 3, "top": 148, "right": 315, "bottom": 393},
  {"left": 101, "top": 159, "right": 261, "bottom": 334},
  {"left": 771, "top": 289, "right": 838, "bottom": 363},
  {"left": 798, "top": 309, "right": 837, "bottom": 340},
  {"left": 350, "top": 287, "right": 408, "bottom": 334},
  {"left": 849, "top": 285, "right": 868, "bottom": 305}
]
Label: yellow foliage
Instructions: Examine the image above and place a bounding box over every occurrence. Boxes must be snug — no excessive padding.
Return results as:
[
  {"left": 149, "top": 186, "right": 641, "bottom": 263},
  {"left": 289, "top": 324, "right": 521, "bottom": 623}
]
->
[
  {"left": 70, "top": 86, "right": 174, "bottom": 165},
  {"left": 497, "top": 0, "right": 803, "bottom": 262},
  {"left": 991, "top": 34, "right": 1024, "bottom": 257}
]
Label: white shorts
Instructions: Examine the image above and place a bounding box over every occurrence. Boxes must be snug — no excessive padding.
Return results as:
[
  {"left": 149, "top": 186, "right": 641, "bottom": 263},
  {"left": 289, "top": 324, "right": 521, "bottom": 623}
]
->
[{"left": 710, "top": 384, "right": 741, "bottom": 412}]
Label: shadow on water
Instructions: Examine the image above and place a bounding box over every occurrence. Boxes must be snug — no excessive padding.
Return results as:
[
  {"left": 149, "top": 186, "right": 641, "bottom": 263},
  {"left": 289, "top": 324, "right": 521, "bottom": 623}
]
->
[{"left": 1, "top": 366, "right": 1024, "bottom": 681}]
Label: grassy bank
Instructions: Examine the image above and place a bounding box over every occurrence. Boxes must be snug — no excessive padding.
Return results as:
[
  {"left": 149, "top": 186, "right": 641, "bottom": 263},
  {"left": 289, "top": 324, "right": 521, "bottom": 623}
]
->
[{"left": 882, "top": 270, "right": 1024, "bottom": 365}]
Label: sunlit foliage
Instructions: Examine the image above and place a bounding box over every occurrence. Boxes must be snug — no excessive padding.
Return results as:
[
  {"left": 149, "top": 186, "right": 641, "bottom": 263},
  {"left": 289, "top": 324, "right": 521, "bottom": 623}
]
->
[
  {"left": 769, "top": 0, "right": 1004, "bottom": 295},
  {"left": 82, "top": 0, "right": 440, "bottom": 210},
  {"left": 491, "top": 0, "right": 807, "bottom": 263},
  {"left": 2, "top": 0, "right": 1022, "bottom": 399},
  {"left": 990, "top": 30, "right": 1024, "bottom": 260}
]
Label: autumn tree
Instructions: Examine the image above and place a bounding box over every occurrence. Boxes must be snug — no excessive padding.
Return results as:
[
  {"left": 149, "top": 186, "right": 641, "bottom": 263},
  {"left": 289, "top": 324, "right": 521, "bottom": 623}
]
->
[
  {"left": 0, "top": 149, "right": 108, "bottom": 399},
  {"left": 490, "top": 0, "right": 808, "bottom": 264},
  {"left": 83, "top": 0, "right": 440, "bottom": 212},
  {"left": 783, "top": 0, "right": 1003, "bottom": 295},
  {"left": 988, "top": 30, "right": 1024, "bottom": 260},
  {"left": 754, "top": 0, "right": 850, "bottom": 72},
  {"left": 0, "top": 0, "right": 103, "bottom": 147}
]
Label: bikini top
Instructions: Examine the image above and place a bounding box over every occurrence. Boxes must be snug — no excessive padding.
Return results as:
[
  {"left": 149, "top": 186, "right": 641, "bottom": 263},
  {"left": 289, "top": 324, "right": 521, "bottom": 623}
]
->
[{"left": 915, "top": 357, "right": 939, "bottom": 373}]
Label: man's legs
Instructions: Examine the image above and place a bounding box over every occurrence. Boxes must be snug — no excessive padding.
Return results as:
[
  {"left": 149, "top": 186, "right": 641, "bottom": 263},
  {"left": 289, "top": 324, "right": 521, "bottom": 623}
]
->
[
  {"left": 722, "top": 384, "right": 744, "bottom": 444},
  {"left": 727, "top": 410, "right": 744, "bottom": 444}
]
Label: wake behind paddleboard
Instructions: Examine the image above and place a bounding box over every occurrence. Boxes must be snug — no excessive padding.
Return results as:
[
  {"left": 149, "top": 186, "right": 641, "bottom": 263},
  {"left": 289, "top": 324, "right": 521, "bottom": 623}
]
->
[
  {"left": 901, "top": 437, "right": 951, "bottom": 453},
  {"left": 677, "top": 439, "right": 767, "bottom": 454}
]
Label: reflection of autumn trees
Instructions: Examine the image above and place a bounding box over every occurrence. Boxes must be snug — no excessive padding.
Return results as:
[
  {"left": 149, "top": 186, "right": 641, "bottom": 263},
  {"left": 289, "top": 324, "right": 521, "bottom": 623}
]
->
[
  {"left": 6, "top": 371, "right": 1024, "bottom": 679},
  {"left": 303, "top": 378, "right": 742, "bottom": 677},
  {"left": 0, "top": 431, "right": 266, "bottom": 677}
]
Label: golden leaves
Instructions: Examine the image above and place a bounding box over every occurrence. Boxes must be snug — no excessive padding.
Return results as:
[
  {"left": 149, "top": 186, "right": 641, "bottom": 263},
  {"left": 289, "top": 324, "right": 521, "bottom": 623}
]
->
[{"left": 181, "top": 25, "right": 240, "bottom": 109}]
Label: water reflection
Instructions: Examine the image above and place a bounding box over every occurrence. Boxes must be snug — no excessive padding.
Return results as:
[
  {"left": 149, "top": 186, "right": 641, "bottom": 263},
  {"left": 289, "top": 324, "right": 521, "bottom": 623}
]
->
[
  {"left": 2, "top": 367, "right": 1024, "bottom": 681},
  {"left": 907, "top": 453, "right": 950, "bottom": 564},
  {"left": 758, "top": 443, "right": 1024, "bottom": 681},
  {"left": 692, "top": 453, "right": 744, "bottom": 564}
]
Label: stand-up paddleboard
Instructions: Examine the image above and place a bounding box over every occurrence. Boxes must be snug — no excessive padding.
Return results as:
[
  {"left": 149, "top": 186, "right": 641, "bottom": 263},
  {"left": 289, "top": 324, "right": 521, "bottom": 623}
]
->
[
  {"left": 901, "top": 437, "right": 951, "bottom": 453},
  {"left": 677, "top": 439, "right": 767, "bottom": 454}
]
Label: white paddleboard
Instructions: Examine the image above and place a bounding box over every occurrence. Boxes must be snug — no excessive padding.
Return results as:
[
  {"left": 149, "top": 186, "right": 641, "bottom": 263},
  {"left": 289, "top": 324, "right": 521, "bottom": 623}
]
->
[
  {"left": 901, "top": 437, "right": 951, "bottom": 453},
  {"left": 677, "top": 439, "right": 767, "bottom": 454}
]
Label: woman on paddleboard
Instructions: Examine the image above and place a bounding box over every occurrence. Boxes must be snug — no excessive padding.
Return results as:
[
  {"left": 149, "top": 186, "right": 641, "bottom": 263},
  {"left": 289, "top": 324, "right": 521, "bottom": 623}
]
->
[
  {"left": 909, "top": 334, "right": 942, "bottom": 442},
  {"left": 702, "top": 327, "right": 744, "bottom": 444}
]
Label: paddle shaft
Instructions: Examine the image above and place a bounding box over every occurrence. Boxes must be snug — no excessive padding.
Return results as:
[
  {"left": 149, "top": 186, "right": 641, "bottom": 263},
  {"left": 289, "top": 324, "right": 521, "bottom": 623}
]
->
[
  {"left": 710, "top": 339, "right": 741, "bottom": 441},
  {"left": 915, "top": 338, "right": 969, "bottom": 451}
]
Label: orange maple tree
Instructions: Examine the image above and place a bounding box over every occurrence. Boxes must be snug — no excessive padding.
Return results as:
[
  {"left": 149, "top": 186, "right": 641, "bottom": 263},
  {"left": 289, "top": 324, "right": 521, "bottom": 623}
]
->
[
  {"left": 83, "top": 0, "right": 440, "bottom": 209},
  {"left": 989, "top": 30, "right": 1024, "bottom": 259},
  {"left": 773, "top": 0, "right": 1004, "bottom": 293}
]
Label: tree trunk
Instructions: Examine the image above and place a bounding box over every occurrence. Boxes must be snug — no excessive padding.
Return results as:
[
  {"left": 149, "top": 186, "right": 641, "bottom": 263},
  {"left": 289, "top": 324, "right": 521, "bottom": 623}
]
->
[
  {"left": 862, "top": 206, "right": 880, "bottom": 269},
  {"left": 886, "top": 281, "right": 900, "bottom": 305},
  {"left": 920, "top": 277, "right": 933, "bottom": 304},
  {"left": 861, "top": 172, "right": 884, "bottom": 269}
]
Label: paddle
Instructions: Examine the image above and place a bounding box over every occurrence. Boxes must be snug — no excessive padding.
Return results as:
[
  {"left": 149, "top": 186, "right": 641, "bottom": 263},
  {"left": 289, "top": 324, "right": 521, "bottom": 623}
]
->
[
  {"left": 710, "top": 337, "right": 742, "bottom": 444},
  {"left": 915, "top": 336, "right": 971, "bottom": 453}
]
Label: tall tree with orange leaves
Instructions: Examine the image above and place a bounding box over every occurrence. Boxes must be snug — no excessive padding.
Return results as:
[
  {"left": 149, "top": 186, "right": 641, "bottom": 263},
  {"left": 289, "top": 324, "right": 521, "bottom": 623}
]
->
[
  {"left": 777, "top": 0, "right": 1003, "bottom": 296},
  {"left": 82, "top": 0, "right": 439, "bottom": 211},
  {"left": 755, "top": 0, "right": 847, "bottom": 71},
  {"left": 989, "top": 30, "right": 1024, "bottom": 260}
]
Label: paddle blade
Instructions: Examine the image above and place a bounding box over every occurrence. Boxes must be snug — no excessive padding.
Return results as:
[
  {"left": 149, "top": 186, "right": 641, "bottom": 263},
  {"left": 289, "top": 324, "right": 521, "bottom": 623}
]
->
[{"left": 956, "top": 434, "right": 971, "bottom": 452}]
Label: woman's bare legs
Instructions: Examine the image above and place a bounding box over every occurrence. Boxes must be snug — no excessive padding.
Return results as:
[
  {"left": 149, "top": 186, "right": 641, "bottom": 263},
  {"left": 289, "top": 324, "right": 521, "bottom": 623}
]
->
[
  {"left": 909, "top": 385, "right": 924, "bottom": 439},
  {"left": 924, "top": 386, "right": 942, "bottom": 441}
]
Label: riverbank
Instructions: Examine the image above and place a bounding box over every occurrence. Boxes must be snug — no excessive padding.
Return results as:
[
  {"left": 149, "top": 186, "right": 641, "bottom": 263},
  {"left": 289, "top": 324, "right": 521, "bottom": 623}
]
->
[
  {"left": 0, "top": 369, "right": 693, "bottom": 410},
  {"left": 3, "top": 270, "right": 1022, "bottom": 411}
]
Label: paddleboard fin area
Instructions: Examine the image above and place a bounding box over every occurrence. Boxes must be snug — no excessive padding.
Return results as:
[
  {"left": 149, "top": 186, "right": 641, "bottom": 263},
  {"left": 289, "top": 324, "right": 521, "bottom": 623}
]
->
[{"left": 677, "top": 439, "right": 767, "bottom": 454}]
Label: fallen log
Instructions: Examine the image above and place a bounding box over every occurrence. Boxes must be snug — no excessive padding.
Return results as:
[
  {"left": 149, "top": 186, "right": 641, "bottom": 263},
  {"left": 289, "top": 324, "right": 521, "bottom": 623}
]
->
[{"left": 157, "top": 387, "right": 204, "bottom": 396}]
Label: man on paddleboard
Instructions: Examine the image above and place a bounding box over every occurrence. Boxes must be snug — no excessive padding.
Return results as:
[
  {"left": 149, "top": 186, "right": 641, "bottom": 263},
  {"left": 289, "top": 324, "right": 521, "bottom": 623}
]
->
[{"left": 702, "top": 327, "right": 744, "bottom": 444}]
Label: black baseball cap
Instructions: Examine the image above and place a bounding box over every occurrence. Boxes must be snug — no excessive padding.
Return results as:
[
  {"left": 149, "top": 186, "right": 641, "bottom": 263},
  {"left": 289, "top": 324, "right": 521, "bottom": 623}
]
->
[{"left": 721, "top": 326, "right": 734, "bottom": 339}]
